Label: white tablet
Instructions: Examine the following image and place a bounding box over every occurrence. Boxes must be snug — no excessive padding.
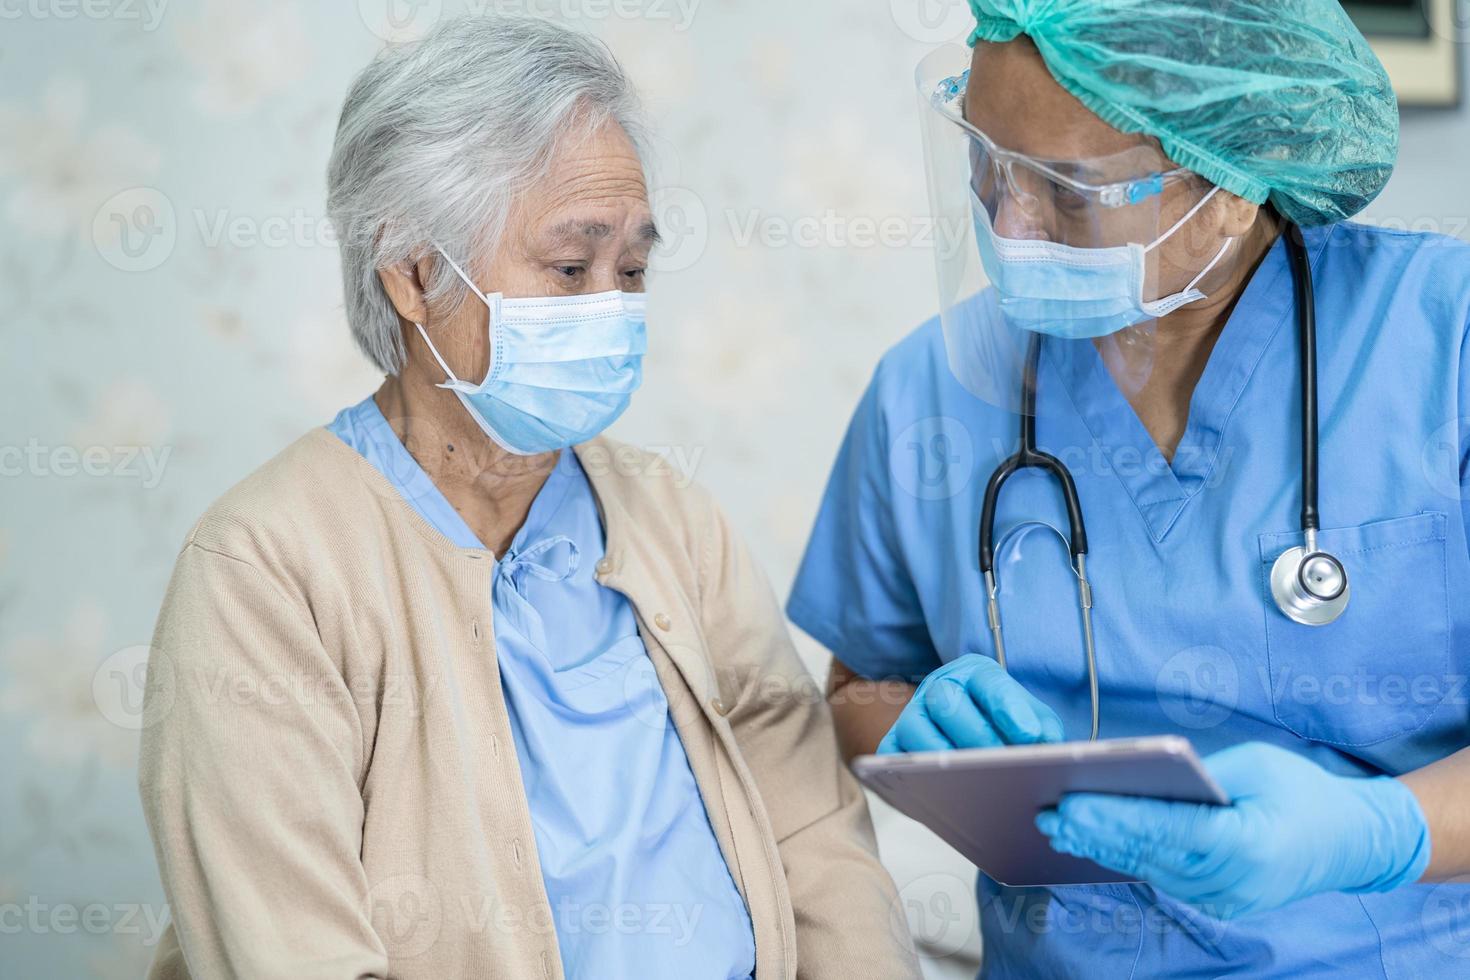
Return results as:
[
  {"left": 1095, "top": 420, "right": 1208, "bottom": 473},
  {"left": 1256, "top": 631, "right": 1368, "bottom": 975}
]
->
[{"left": 853, "top": 735, "right": 1229, "bottom": 887}]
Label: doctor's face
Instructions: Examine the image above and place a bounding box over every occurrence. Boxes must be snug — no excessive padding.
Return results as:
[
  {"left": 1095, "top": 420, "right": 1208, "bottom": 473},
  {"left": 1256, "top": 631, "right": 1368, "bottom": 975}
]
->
[{"left": 963, "top": 38, "right": 1254, "bottom": 296}]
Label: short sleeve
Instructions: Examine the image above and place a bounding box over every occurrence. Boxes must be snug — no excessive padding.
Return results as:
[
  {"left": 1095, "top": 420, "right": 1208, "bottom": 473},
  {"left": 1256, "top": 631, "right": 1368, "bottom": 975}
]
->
[{"left": 787, "top": 367, "right": 942, "bottom": 684}]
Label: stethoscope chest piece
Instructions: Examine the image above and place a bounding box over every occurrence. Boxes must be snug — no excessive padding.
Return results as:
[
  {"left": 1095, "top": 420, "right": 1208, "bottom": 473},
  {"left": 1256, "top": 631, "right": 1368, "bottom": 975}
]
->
[
  {"left": 1265, "top": 226, "right": 1349, "bottom": 629},
  {"left": 1269, "top": 539, "right": 1350, "bottom": 626}
]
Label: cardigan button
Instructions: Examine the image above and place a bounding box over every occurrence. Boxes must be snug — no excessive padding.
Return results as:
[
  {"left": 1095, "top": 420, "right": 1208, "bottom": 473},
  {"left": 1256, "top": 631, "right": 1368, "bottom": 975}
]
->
[
  {"left": 653, "top": 613, "right": 672, "bottom": 631},
  {"left": 595, "top": 558, "right": 613, "bottom": 576},
  {"left": 711, "top": 697, "right": 732, "bottom": 717}
]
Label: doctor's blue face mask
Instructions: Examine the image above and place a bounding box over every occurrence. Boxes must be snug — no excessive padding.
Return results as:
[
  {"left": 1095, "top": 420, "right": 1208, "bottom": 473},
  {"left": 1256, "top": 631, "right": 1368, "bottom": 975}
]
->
[
  {"left": 413, "top": 247, "right": 647, "bottom": 455},
  {"left": 971, "top": 184, "right": 1234, "bottom": 340}
]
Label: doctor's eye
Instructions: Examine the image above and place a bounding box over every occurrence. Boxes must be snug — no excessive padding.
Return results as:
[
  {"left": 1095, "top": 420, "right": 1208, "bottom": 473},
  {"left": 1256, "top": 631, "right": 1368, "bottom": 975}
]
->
[
  {"left": 553, "top": 264, "right": 586, "bottom": 280},
  {"left": 1053, "top": 184, "right": 1089, "bottom": 212},
  {"left": 620, "top": 267, "right": 646, "bottom": 286}
]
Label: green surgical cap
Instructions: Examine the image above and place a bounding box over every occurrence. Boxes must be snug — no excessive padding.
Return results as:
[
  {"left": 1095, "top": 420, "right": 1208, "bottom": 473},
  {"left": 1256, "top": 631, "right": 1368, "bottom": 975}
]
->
[{"left": 966, "top": 0, "right": 1399, "bottom": 226}]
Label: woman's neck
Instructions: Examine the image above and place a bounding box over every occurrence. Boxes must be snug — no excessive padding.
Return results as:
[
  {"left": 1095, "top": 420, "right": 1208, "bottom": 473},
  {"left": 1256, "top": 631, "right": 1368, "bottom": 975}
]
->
[{"left": 374, "top": 372, "right": 557, "bottom": 557}]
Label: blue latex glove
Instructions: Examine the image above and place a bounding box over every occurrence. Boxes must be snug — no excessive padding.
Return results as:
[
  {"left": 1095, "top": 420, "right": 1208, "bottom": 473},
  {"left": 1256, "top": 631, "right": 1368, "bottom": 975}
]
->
[
  {"left": 878, "top": 654, "right": 1065, "bottom": 753},
  {"left": 1035, "top": 742, "right": 1432, "bottom": 919}
]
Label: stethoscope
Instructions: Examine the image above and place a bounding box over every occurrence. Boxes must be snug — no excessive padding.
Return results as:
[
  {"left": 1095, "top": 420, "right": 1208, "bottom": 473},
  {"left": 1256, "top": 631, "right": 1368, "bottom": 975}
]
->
[{"left": 978, "top": 225, "right": 1349, "bottom": 742}]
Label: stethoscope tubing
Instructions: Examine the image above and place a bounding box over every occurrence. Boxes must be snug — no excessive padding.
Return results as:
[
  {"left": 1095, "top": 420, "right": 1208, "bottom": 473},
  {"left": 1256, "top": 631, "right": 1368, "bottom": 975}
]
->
[{"left": 977, "top": 223, "right": 1323, "bottom": 742}]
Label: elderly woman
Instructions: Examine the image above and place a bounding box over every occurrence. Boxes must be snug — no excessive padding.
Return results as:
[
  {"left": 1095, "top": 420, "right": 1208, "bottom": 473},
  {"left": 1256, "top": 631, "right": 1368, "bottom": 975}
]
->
[
  {"left": 791, "top": 0, "right": 1470, "bottom": 977},
  {"left": 137, "top": 17, "right": 917, "bottom": 980}
]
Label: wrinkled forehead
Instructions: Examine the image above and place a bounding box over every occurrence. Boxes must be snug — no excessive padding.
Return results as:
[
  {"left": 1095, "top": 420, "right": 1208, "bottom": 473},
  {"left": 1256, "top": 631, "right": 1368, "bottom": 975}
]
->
[
  {"left": 509, "top": 122, "right": 656, "bottom": 246},
  {"left": 964, "top": 38, "right": 1169, "bottom": 170}
]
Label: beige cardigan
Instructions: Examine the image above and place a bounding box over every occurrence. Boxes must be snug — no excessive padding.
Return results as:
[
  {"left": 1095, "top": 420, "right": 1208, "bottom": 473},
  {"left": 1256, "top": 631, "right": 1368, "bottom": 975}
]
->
[{"left": 137, "top": 429, "right": 918, "bottom": 980}]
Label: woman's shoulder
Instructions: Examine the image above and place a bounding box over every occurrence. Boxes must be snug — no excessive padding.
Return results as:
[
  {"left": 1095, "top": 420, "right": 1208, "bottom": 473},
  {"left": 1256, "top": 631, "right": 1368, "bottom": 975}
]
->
[{"left": 181, "top": 428, "right": 398, "bottom": 567}]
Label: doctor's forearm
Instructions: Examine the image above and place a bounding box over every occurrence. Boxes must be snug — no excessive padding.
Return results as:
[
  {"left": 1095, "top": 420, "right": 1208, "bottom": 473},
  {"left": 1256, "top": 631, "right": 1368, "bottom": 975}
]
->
[
  {"left": 1400, "top": 746, "right": 1470, "bottom": 881},
  {"left": 826, "top": 657, "right": 914, "bottom": 763}
]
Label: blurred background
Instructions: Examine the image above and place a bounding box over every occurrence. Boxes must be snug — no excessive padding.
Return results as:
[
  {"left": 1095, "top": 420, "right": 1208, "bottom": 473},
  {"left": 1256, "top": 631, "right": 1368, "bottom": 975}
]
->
[{"left": 0, "top": 1, "right": 1465, "bottom": 976}]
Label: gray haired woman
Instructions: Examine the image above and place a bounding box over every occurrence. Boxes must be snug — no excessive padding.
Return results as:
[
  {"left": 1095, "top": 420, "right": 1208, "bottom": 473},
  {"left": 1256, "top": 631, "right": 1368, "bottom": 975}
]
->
[{"left": 137, "top": 16, "right": 918, "bottom": 980}]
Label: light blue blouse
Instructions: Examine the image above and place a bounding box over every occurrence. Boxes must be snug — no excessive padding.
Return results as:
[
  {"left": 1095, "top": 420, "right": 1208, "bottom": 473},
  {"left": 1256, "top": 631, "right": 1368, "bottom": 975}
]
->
[{"left": 330, "top": 397, "right": 755, "bottom": 980}]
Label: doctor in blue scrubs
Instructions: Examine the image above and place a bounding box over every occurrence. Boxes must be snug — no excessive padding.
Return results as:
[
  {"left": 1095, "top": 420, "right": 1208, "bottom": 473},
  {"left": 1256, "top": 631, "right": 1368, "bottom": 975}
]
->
[{"left": 790, "top": 1, "right": 1470, "bottom": 976}]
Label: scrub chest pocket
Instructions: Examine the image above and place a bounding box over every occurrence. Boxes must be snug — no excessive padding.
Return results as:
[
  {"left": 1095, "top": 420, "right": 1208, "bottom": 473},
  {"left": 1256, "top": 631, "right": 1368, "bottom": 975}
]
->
[{"left": 1258, "top": 512, "right": 1451, "bottom": 747}]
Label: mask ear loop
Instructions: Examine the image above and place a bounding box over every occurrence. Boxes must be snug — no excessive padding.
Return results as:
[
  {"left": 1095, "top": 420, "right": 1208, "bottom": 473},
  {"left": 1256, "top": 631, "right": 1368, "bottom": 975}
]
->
[
  {"left": 1141, "top": 185, "right": 1235, "bottom": 312},
  {"left": 1144, "top": 185, "right": 1222, "bottom": 255},
  {"left": 413, "top": 320, "right": 465, "bottom": 390},
  {"left": 433, "top": 246, "right": 500, "bottom": 312},
  {"left": 413, "top": 245, "right": 502, "bottom": 391},
  {"left": 1180, "top": 236, "right": 1234, "bottom": 294}
]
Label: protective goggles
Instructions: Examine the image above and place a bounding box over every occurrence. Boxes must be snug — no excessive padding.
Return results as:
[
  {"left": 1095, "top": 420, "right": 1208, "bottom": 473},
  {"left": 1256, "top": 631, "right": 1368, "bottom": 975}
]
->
[{"left": 930, "top": 68, "right": 1195, "bottom": 249}]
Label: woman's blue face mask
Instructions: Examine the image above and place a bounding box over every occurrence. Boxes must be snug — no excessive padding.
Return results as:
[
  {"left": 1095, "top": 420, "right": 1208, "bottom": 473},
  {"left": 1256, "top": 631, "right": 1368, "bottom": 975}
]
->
[{"left": 414, "top": 248, "right": 647, "bottom": 455}]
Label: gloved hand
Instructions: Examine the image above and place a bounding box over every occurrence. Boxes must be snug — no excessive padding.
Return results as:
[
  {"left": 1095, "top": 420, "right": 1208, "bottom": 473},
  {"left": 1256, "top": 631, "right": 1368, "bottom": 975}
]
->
[
  {"left": 878, "top": 654, "right": 1065, "bottom": 753},
  {"left": 1035, "top": 741, "right": 1431, "bottom": 919}
]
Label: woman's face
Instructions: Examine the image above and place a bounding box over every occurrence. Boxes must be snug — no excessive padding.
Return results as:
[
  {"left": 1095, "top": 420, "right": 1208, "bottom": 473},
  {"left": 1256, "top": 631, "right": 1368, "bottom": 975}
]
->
[{"left": 398, "top": 121, "right": 656, "bottom": 391}]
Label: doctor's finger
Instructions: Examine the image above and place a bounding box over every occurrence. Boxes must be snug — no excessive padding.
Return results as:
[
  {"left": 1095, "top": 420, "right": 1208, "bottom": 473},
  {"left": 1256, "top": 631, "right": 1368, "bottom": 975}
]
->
[
  {"left": 887, "top": 709, "right": 958, "bottom": 753},
  {"left": 924, "top": 678, "right": 1006, "bottom": 748},
  {"left": 963, "top": 658, "right": 1065, "bottom": 744},
  {"left": 1041, "top": 816, "right": 1219, "bottom": 890},
  {"left": 1054, "top": 792, "right": 1232, "bottom": 855}
]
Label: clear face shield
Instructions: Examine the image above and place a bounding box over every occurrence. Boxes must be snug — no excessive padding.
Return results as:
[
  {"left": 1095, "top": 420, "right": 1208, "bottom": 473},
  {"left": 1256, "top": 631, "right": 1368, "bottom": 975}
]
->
[{"left": 918, "top": 45, "right": 1234, "bottom": 415}]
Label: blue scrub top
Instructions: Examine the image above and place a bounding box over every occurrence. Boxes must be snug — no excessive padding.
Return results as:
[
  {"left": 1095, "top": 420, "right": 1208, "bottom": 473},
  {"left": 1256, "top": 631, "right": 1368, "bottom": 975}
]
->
[
  {"left": 789, "top": 222, "right": 1470, "bottom": 978},
  {"left": 330, "top": 397, "right": 755, "bottom": 980}
]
